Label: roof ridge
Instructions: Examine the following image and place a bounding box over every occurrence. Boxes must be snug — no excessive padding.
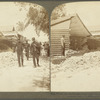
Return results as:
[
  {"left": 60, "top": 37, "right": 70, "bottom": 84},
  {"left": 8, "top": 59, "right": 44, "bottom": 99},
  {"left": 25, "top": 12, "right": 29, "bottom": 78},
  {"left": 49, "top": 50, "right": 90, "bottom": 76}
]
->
[{"left": 51, "top": 15, "right": 75, "bottom": 26}]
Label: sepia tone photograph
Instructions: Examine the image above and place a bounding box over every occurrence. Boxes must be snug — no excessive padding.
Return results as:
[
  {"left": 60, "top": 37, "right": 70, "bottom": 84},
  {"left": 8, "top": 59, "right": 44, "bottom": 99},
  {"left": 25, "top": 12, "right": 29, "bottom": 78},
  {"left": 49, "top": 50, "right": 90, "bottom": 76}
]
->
[
  {"left": 0, "top": 2, "right": 50, "bottom": 92},
  {"left": 51, "top": 2, "right": 100, "bottom": 91}
]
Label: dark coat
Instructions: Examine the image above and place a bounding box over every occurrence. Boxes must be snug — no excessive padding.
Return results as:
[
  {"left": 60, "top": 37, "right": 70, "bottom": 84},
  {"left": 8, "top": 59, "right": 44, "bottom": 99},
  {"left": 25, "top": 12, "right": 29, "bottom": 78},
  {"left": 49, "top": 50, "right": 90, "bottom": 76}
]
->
[
  {"left": 25, "top": 43, "right": 30, "bottom": 52},
  {"left": 14, "top": 41, "right": 24, "bottom": 55},
  {"left": 30, "top": 41, "right": 41, "bottom": 57}
]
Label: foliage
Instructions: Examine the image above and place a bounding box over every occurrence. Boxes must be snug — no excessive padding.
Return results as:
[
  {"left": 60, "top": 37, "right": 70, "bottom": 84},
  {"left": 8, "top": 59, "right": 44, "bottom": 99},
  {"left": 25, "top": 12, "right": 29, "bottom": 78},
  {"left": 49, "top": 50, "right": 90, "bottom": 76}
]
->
[
  {"left": 16, "top": 21, "right": 25, "bottom": 31},
  {"left": 14, "top": 2, "right": 49, "bottom": 35},
  {"left": 26, "top": 6, "right": 49, "bottom": 36},
  {"left": 51, "top": 4, "right": 66, "bottom": 20}
]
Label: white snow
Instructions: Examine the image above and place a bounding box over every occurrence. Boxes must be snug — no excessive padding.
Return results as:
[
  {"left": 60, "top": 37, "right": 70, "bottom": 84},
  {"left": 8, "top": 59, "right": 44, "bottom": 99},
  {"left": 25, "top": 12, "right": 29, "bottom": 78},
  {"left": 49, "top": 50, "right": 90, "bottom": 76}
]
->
[{"left": 51, "top": 51, "right": 100, "bottom": 91}]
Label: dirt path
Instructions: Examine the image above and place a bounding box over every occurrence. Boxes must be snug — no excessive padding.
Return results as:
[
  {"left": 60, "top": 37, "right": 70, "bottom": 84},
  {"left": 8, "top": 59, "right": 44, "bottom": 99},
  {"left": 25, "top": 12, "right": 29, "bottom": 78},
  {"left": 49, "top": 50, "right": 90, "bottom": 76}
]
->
[{"left": 0, "top": 51, "right": 50, "bottom": 92}]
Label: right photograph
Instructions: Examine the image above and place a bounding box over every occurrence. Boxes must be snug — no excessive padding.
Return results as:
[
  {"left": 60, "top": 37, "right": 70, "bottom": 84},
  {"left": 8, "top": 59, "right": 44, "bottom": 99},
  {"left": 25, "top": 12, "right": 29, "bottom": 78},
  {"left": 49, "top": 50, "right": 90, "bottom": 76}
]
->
[{"left": 51, "top": 2, "right": 100, "bottom": 91}]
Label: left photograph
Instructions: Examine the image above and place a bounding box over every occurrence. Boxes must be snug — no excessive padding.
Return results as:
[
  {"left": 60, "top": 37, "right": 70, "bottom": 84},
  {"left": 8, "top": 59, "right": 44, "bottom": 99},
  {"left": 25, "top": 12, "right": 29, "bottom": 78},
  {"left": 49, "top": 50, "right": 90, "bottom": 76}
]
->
[{"left": 0, "top": 2, "right": 50, "bottom": 92}]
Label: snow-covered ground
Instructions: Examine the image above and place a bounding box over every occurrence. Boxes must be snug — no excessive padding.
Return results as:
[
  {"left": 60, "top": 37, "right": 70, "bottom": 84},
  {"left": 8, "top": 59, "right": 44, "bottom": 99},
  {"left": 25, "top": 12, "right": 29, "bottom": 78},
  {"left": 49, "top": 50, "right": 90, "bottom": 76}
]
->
[
  {"left": 51, "top": 51, "right": 100, "bottom": 91},
  {"left": 0, "top": 51, "right": 50, "bottom": 92}
]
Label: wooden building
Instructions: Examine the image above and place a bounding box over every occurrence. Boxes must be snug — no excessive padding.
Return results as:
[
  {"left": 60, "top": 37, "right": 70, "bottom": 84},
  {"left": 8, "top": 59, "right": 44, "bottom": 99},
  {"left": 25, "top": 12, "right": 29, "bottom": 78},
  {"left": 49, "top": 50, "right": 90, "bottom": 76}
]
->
[
  {"left": 51, "top": 14, "right": 91, "bottom": 56},
  {"left": 69, "top": 14, "right": 91, "bottom": 50},
  {"left": 51, "top": 16, "right": 73, "bottom": 56},
  {"left": 0, "top": 26, "right": 17, "bottom": 39}
]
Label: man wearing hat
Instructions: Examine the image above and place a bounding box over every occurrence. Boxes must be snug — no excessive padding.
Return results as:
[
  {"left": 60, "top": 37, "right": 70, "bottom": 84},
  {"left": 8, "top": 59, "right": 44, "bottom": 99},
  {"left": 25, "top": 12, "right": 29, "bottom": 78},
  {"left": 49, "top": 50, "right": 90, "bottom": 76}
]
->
[
  {"left": 30, "top": 37, "right": 40, "bottom": 67},
  {"left": 14, "top": 38, "right": 24, "bottom": 67},
  {"left": 61, "top": 35, "right": 65, "bottom": 56},
  {"left": 25, "top": 40, "right": 30, "bottom": 60}
]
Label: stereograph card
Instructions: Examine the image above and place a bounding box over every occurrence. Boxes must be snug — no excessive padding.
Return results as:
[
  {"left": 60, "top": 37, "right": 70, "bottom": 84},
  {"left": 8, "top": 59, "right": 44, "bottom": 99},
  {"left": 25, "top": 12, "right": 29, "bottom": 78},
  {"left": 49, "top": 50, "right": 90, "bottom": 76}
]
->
[{"left": 0, "top": 0, "right": 100, "bottom": 99}]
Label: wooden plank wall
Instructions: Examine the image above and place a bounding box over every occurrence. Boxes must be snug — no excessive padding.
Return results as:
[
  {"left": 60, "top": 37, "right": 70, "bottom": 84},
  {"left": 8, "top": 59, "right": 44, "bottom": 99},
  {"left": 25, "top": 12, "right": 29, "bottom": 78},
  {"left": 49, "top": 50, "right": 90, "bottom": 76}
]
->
[{"left": 51, "top": 29, "right": 70, "bottom": 56}]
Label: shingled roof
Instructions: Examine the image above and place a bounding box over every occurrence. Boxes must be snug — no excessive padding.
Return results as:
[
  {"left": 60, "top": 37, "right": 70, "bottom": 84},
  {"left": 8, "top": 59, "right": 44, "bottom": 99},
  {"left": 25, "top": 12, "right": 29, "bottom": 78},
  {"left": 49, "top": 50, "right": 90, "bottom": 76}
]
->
[
  {"left": 51, "top": 15, "right": 74, "bottom": 26},
  {"left": 51, "top": 14, "right": 92, "bottom": 37}
]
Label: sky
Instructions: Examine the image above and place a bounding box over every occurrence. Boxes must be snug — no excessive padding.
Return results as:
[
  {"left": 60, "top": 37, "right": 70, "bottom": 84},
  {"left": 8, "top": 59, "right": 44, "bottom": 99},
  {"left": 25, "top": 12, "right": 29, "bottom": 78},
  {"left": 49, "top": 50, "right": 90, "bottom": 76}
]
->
[
  {"left": 0, "top": 2, "right": 28, "bottom": 26},
  {"left": 1, "top": 2, "right": 100, "bottom": 28},
  {"left": 0, "top": 2, "right": 49, "bottom": 42},
  {"left": 58, "top": 2, "right": 100, "bottom": 30},
  {"left": 0, "top": 2, "right": 43, "bottom": 27}
]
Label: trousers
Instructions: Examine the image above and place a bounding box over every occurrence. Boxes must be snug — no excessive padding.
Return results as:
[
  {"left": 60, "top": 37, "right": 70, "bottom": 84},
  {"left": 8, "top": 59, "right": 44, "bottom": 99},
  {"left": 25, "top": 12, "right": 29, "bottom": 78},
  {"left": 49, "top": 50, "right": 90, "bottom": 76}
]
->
[
  {"left": 61, "top": 44, "right": 65, "bottom": 56},
  {"left": 32, "top": 53, "right": 39, "bottom": 67},
  {"left": 17, "top": 51, "right": 23, "bottom": 67}
]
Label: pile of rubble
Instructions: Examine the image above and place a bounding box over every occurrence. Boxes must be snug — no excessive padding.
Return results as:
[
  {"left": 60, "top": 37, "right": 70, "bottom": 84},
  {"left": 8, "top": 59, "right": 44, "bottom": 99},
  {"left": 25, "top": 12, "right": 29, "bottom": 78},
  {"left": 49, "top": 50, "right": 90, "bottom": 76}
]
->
[
  {"left": 0, "top": 51, "right": 50, "bottom": 91},
  {"left": 52, "top": 51, "right": 100, "bottom": 74},
  {"left": 0, "top": 51, "right": 17, "bottom": 68},
  {"left": 65, "top": 49, "right": 79, "bottom": 57},
  {"left": 63, "top": 51, "right": 100, "bottom": 69}
]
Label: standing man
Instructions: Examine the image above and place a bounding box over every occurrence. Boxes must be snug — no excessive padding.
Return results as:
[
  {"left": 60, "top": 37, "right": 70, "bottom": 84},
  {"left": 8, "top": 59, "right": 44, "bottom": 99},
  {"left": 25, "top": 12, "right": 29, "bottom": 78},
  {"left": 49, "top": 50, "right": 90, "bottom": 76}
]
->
[
  {"left": 47, "top": 42, "right": 50, "bottom": 57},
  {"left": 30, "top": 37, "right": 40, "bottom": 67},
  {"left": 44, "top": 42, "right": 50, "bottom": 57},
  {"left": 61, "top": 35, "right": 65, "bottom": 56},
  {"left": 25, "top": 40, "right": 30, "bottom": 60},
  {"left": 14, "top": 38, "right": 24, "bottom": 67}
]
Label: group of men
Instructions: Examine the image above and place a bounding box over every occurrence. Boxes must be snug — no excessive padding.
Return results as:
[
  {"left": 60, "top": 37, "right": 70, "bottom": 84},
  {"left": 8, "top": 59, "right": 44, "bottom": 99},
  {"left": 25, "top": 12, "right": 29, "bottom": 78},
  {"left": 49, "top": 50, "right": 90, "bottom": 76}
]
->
[
  {"left": 14, "top": 35, "right": 65, "bottom": 67},
  {"left": 14, "top": 37, "right": 43, "bottom": 67}
]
